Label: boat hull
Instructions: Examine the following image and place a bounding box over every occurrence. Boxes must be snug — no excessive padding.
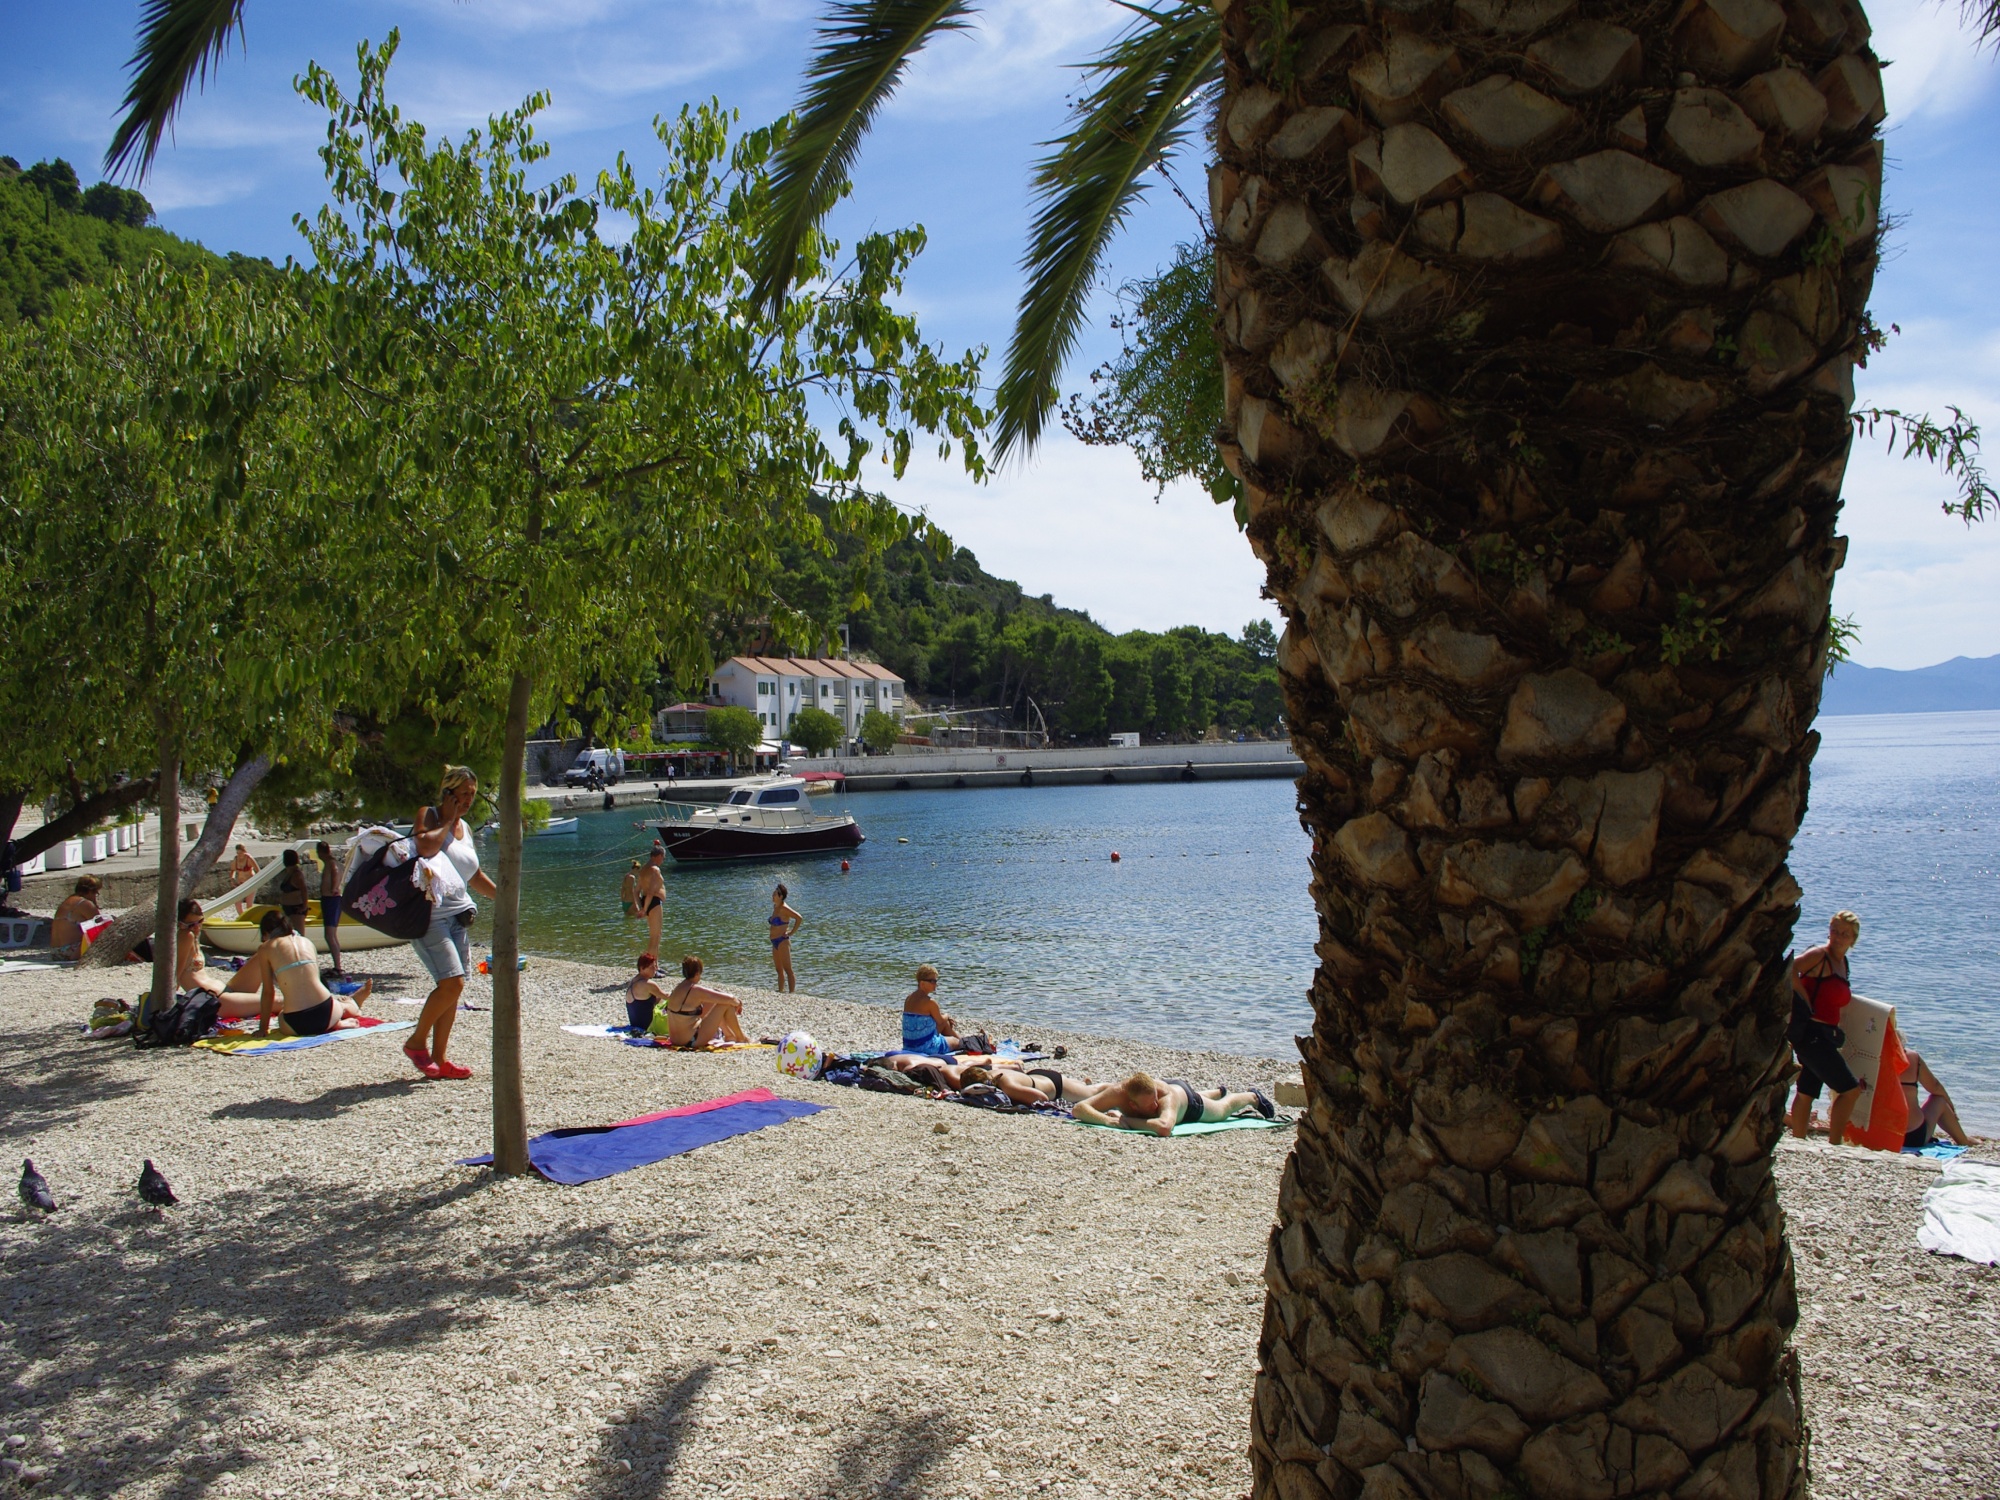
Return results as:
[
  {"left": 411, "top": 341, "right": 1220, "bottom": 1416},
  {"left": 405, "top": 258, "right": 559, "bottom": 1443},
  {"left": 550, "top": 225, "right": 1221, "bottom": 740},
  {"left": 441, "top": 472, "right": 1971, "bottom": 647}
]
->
[
  {"left": 649, "top": 821, "right": 864, "bottom": 862},
  {"left": 202, "top": 902, "right": 409, "bottom": 955}
]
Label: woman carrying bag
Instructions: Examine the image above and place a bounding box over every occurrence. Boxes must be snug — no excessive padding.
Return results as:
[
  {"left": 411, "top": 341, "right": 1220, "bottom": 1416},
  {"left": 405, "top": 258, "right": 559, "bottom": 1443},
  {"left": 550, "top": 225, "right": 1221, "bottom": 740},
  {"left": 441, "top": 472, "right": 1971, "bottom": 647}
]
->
[{"left": 403, "top": 766, "right": 497, "bottom": 1080}]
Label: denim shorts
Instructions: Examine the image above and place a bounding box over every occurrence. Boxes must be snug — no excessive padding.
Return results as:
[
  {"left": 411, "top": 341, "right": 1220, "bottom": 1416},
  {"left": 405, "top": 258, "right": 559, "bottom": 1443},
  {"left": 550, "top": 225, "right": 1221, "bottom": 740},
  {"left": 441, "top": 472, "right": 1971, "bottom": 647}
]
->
[{"left": 412, "top": 911, "right": 471, "bottom": 984}]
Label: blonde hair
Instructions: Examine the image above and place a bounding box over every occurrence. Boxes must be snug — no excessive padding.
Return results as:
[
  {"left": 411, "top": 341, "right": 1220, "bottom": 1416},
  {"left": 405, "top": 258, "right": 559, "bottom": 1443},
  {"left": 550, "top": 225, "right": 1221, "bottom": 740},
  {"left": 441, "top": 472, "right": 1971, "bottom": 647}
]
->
[
  {"left": 915, "top": 963, "right": 938, "bottom": 984},
  {"left": 439, "top": 765, "right": 479, "bottom": 799},
  {"left": 1124, "top": 1071, "right": 1161, "bottom": 1107},
  {"left": 1831, "top": 910, "right": 1861, "bottom": 934}
]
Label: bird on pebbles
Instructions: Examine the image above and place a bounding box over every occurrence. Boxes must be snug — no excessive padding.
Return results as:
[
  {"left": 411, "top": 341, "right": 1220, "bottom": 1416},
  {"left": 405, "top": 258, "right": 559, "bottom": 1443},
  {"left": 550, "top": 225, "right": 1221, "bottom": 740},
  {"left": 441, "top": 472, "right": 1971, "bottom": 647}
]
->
[
  {"left": 19, "top": 1159, "right": 56, "bottom": 1214},
  {"left": 136, "top": 1159, "right": 177, "bottom": 1208}
]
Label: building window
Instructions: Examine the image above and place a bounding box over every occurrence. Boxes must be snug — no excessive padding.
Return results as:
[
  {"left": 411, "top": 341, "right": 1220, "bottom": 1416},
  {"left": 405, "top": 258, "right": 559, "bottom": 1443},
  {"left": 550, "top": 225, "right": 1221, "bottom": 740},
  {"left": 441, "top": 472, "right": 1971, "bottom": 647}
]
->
[
  {"left": 820, "top": 684, "right": 829, "bottom": 699},
  {"left": 758, "top": 681, "right": 771, "bottom": 696},
  {"left": 788, "top": 682, "right": 797, "bottom": 697}
]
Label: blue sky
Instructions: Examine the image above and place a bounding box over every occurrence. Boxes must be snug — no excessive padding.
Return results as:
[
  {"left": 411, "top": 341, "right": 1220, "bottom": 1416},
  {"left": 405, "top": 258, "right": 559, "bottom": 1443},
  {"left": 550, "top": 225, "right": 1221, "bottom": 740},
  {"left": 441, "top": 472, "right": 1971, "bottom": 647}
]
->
[{"left": 5, "top": 0, "right": 1998, "bottom": 666}]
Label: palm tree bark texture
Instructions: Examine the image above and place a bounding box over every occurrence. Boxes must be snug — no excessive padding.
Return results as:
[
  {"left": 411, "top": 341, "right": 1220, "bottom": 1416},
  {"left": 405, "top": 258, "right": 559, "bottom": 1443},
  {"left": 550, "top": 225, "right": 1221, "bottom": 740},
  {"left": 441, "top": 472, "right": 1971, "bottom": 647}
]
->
[{"left": 1214, "top": 0, "right": 1879, "bottom": 1496}]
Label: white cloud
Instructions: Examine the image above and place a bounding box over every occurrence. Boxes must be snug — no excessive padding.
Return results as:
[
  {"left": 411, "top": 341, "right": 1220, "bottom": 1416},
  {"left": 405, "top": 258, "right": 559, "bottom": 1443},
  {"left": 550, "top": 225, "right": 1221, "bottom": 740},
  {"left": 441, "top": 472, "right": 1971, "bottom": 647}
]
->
[
  {"left": 884, "top": 434, "right": 1277, "bottom": 636},
  {"left": 1866, "top": 0, "right": 2000, "bottom": 124},
  {"left": 893, "top": 0, "right": 1126, "bottom": 119}
]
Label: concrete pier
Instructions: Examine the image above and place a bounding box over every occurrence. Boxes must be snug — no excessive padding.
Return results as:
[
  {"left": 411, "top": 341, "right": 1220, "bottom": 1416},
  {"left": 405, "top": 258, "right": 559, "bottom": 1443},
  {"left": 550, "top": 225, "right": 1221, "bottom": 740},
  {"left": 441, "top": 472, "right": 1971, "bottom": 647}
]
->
[{"left": 527, "top": 741, "right": 1304, "bottom": 810}]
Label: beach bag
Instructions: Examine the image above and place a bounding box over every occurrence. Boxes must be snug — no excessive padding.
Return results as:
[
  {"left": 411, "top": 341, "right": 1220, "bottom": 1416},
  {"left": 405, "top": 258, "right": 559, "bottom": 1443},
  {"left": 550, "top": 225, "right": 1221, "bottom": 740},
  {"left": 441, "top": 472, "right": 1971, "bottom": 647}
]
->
[{"left": 342, "top": 832, "right": 432, "bottom": 941}]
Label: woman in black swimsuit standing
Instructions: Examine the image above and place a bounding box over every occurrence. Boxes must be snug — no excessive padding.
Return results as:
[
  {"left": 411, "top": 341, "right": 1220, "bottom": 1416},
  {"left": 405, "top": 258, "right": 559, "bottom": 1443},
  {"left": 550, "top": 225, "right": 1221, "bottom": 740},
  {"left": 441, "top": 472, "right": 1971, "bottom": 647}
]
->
[{"left": 277, "top": 848, "right": 311, "bottom": 938}]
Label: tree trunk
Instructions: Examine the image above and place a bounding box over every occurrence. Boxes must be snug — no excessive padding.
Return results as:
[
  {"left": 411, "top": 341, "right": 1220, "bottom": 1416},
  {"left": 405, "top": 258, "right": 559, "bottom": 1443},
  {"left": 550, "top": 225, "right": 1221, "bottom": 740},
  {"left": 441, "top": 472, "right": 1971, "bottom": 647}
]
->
[
  {"left": 490, "top": 668, "right": 534, "bottom": 1176},
  {"left": 4, "top": 776, "right": 162, "bottom": 867},
  {"left": 1216, "top": 3, "right": 1874, "bottom": 1495},
  {"left": 147, "top": 750, "right": 180, "bottom": 1017},
  {"left": 84, "top": 754, "right": 272, "bottom": 968}
]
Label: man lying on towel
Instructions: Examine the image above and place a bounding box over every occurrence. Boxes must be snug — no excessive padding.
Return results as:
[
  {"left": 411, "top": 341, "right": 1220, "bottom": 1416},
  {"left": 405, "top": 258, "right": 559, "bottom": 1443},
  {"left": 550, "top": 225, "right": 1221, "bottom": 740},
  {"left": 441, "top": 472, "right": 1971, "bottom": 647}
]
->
[
  {"left": 888, "top": 1054, "right": 1103, "bottom": 1108},
  {"left": 1071, "top": 1072, "right": 1273, "bottom": 1136}
]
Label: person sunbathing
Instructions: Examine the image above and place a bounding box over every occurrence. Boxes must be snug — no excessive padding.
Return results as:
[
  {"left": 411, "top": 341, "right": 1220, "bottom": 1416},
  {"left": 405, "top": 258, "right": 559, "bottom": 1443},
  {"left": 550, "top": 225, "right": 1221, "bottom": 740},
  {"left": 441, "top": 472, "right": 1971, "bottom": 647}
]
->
[
  {"left": 1071, "top": 1072, "right": 1274, "bottom": 1136},
  {"left": 623, "top": 952, "right": 671, "bottom": 1032},
  {"left": 50, "top": 876, "right": 102, "bottom": 958},
  {"left": 653, "top": 955, "right": 748, "bottom": 1048},
  {"left": 889, "top": 1055, "right": 1102, "bottom": 1107},
  {"left": 250, "top": 912, "right": 372, "bottom": 1037},
  {"left": 1901, "top": 1048, "right": 1975, "bottom": 1148},
  {"left": 899, "top": 964, "right": 991, "bottom": 1057},
  {"left": 173, "top": 898, "right": 232, "bottom": 998}
]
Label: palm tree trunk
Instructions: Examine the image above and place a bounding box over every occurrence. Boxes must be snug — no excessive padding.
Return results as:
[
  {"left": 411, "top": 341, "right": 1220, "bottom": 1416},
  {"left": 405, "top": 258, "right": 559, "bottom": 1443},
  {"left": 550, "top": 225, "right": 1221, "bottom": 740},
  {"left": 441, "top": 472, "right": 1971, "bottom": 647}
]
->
[
  {"left": 1217, "top": 2, "right": 1875, "bottom": 1495},
  {"left": 490, "top": 667, "right": 534, "bottom": 1176}
]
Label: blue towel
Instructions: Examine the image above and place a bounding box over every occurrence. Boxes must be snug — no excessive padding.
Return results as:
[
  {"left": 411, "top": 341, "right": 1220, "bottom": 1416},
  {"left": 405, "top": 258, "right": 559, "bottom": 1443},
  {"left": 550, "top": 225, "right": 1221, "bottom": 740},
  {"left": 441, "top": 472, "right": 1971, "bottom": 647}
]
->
[
  {"left": 461, "top": 1096, "right": 826, "bottom": 1184},
  {"left": 1904, "top": 1140, "right": 1970, "bottom": 1161}
]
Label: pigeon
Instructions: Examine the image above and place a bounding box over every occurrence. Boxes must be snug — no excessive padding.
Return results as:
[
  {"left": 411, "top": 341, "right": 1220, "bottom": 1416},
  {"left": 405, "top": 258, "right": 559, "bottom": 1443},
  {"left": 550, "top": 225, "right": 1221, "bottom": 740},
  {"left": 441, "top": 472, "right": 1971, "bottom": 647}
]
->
[
  {"left": 19, "top": 1159, "right": 55, "bottom": 1214},
  {"left": 136, "top": 1159, "right": 177, "bottom": 1208}
]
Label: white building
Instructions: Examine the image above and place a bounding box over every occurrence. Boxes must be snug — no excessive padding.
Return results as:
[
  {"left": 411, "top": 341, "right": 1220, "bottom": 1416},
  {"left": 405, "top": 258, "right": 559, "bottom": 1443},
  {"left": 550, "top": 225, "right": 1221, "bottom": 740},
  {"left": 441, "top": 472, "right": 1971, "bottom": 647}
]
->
[{"left": 708, "top": 656, "right": 905, "bottom": 745}]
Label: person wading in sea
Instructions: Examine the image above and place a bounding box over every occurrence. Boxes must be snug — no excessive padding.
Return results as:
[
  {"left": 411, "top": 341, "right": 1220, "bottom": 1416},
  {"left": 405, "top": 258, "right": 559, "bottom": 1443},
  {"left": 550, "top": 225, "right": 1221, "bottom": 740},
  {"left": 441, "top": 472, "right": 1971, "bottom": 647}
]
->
[
  {"left": 635, "top": 847, "right": 667, "bottom": 959},
  {"left": 768, "top": 882, "right": 803, "bottom": 993}
]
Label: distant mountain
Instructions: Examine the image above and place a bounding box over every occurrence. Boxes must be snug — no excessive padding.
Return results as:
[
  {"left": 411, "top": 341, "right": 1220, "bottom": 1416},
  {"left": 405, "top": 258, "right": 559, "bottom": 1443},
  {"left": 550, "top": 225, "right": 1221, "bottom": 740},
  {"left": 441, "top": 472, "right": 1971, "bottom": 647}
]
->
[{"left": 1820, "top": 654, "right": 2000, "bottom": 715}]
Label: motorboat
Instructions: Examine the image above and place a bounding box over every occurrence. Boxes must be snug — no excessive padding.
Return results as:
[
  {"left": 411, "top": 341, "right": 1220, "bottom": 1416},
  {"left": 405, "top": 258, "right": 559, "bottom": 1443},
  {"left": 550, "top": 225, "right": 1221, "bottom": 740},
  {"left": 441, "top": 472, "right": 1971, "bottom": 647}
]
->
[
  {"left": 202, "top": 901, "right": 407, "bottom": 955},
  {"left": 648, "top": 776, "right": 863, "bottom": 862},
  {"left": 481, "top": 816, "right": 579, "bottom": 837}
]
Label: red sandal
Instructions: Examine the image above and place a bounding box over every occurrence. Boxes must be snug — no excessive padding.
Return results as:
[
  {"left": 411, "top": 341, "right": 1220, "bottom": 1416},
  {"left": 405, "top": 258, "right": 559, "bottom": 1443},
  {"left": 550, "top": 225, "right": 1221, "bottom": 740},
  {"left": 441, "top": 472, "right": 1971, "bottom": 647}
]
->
[
  {"left": 404, "top": 1042, "right": 441, "bottom": 1080},
  {"left": 434, "top": 1059, "right": 473, "bottom": 1081}
]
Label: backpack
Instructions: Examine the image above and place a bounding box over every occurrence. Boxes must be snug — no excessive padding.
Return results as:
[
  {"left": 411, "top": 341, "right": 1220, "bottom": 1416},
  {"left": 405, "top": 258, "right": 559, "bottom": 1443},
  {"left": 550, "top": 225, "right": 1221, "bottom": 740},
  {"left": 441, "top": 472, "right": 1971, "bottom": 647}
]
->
[
  {"left": 342, "top": 828, "right": 433, "bottom": 940},
  {"left": 133, "top": 992, "right": 222, "bottom": 1049}
]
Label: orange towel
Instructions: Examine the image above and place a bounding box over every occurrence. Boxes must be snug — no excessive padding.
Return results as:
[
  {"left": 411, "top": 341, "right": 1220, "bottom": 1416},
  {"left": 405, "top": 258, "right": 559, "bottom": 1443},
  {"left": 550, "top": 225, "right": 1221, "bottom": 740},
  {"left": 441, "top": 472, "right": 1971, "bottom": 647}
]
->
[{"left": 1847, "top": 1016, "right": 1911, "bottom": 1152}]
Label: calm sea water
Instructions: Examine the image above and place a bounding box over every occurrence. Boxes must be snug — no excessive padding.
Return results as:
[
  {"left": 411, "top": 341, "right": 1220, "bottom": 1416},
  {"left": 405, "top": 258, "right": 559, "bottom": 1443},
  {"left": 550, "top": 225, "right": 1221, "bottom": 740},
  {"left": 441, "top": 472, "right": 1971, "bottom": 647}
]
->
[{"left": 505, "top": 712, "right": 2000, "bottom": 1128}]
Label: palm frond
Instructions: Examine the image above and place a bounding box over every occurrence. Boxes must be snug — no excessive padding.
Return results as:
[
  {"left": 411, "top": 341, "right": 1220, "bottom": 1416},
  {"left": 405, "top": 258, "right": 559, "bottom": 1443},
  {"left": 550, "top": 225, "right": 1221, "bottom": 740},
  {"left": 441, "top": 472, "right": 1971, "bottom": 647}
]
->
[
  {"left": 995, "top": 3, "right": 1220, "bottom": 460},
  {"left": 1965, "top": 0, "right": 2000, "bottom": 43},
  {"left": 753, "top": 0, "right": 979, "bottom": 310},
  {"left": 104, "top": 0, "right": 247, "bottom": 181}
]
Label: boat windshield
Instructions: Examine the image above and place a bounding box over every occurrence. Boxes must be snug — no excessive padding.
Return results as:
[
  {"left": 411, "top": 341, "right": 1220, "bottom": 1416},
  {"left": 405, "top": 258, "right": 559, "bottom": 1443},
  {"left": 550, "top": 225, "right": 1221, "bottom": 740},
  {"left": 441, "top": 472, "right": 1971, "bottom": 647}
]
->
[
  {"left": 756, "top": 789, "right": 801, "bottom": 805},
  {"left": 727, "top": 790, "right": 754, "bottom": 806}
]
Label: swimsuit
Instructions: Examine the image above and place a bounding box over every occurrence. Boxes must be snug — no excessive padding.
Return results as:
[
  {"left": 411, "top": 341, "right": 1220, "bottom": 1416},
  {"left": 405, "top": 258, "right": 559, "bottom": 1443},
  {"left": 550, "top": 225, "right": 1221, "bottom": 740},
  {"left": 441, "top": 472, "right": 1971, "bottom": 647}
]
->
[
  {"left": 1027, "top": 1067, "right": 1063, "bottom": 1100},
  {"left": 638, "top": 894, "right": 662, "bottom": 916},
  {"left": 286, "top": 998, "right": 334, "bottom": 1037},
  {"left": 624, "top": 977, "right": 658, "bottom": 1033},
  {"left": 770, "top": 913, "right": 790, "bottom": 947},
  {"left": 1790, "top": 959, "right": 1860, "bottom": 1097},
  {"left": 1166, "top": 1078, "right": 1207, "bottom": 1126}
]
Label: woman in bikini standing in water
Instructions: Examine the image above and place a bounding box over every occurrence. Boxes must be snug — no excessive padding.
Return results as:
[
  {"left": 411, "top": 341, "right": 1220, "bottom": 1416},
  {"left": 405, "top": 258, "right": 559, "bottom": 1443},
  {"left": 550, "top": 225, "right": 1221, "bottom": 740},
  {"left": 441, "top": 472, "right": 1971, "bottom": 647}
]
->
[{"left": 768, "top": 883, "right": 802, "bottom": 992}]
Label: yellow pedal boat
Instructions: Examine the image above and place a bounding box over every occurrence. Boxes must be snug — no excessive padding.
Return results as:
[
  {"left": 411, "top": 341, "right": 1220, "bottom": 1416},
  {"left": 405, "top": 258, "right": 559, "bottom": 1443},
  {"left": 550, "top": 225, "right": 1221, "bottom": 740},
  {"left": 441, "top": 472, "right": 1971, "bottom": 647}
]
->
[{"left": 202, "top": 901, "right": 407, "bottom": 956}]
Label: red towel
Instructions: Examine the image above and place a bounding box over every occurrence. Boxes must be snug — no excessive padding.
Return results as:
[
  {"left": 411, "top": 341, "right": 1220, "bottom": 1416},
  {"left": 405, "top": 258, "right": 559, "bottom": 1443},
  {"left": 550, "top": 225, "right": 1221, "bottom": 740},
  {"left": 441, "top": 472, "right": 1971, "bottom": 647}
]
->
[{"left": 612, "top": 1087, "right": 779, "bottom": 1128}]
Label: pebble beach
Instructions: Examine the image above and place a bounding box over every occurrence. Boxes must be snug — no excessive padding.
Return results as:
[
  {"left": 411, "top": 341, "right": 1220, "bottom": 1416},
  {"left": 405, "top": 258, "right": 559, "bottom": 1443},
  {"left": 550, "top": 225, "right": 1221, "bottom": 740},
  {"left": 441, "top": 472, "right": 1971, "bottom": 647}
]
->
[{"left": 1, "top": 954, "right": 1996, "bottom": 1500}]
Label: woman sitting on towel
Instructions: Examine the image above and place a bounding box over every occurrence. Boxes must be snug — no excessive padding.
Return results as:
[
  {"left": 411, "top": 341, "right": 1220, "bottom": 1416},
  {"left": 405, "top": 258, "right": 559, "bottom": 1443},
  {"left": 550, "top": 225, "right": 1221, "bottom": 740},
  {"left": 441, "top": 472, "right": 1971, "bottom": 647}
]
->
[
  {"left": 654, "top": 955, "right": 748, "bottom": 1048},
  {"left": 173, "top": 898, "right": 233, "bottom": 998},
  {"left": 50, "top": 876, "right": 102, "bottom": 959},
  {"left": 624, "top": 952, "right": 671, "bottom": 1032},
  {"left": 899, "top": 964, "right": 990, "bottom": 1057},
  {"left": 250, "top": 911, "right": 373, "bottom": 1037},
  {"left": 1070, "top": 1073, "right": 1273, "bottom": 1136},
  {"left": 1900, "top": 1046, "right": 1975, "bottom": 1148}
]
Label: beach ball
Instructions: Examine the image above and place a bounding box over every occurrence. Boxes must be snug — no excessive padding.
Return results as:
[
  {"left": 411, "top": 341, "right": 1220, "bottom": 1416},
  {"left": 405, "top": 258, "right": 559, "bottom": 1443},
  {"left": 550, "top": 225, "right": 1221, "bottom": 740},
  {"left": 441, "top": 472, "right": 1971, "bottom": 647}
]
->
[{"left": 777, "top": 1030, "right": 823, "bottom": 1080}]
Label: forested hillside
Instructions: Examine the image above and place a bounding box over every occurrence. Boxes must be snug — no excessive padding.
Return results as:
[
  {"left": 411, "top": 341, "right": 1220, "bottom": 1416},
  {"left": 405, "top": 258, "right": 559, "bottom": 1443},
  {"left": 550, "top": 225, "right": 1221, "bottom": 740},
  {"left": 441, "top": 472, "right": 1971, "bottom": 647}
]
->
[
  {"left": 0, "top": 155, "right": 273, "bottom": 324},
  {"left": 735, "top": 529, "right": 1285, "bottom": 742}
]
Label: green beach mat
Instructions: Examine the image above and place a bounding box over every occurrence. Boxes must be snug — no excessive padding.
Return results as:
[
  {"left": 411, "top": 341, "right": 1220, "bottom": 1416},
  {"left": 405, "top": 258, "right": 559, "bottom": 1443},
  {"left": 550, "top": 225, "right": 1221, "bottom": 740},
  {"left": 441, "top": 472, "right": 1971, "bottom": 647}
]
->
[{"left": 1078, "top": 1115, "right": 1292, "bottom": 1137}]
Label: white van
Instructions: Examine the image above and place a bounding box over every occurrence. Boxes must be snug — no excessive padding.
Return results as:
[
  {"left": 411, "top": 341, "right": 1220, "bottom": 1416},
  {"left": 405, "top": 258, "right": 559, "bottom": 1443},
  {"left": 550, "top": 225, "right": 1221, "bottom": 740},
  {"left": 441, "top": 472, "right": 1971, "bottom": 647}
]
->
[{"left": 562, "top": 747, "right": 626, "bottom": 786}]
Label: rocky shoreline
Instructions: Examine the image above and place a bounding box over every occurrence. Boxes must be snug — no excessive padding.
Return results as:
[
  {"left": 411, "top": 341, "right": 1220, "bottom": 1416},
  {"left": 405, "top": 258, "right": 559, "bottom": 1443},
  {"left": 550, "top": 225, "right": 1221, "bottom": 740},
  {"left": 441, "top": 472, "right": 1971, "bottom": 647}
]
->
[{"left": 0, "top": 953, "right": 1994, "bottom": 1499}]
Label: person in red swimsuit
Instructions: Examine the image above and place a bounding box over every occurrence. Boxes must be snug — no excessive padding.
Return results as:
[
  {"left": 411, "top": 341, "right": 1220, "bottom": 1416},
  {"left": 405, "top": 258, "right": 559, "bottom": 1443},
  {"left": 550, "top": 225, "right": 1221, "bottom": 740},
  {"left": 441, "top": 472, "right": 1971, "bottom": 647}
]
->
[{"left": 1787, "top": 910, "right": 1867, "bottom": 1144}]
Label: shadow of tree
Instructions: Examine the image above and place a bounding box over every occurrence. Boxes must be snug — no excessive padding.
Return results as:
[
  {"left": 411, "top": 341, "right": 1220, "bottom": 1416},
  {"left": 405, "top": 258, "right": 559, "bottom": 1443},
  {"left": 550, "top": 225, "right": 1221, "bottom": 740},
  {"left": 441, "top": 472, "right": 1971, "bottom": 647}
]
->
[
  {"left": 207, "top": 1076, "right": 425, "bottom": 1121},
  {"left": 576, "top": 1363, "right": 715, "bottom": 1498},
  {"left": 0, "top": 1172, "right": 726, "bottom": 1498},
  {"left": 815, "top": 1401, "right": 966, "bottom": 1499},
  {"left": 0, "top": 1024, "right": 146, "bottom": 1138}
]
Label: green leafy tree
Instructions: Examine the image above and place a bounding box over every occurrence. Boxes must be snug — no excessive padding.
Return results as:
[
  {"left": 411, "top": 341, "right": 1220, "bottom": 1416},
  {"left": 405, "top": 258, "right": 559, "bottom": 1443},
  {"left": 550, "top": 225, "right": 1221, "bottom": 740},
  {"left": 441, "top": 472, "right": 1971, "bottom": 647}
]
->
[
  {"left": 786, "top": 704, "right": 845, "bottom": 756},
  {"left": 705, "top": 707, "right": 765, "bottom": 766},
  {"left": 0, "top": 261, "right": 340, "bottom": 1010},
  {"left": 294, "top": 37, "right": 982, "bottom": 1171},
  {"left": 857, "top": 708, "right": 902, "bottom": 754}
]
